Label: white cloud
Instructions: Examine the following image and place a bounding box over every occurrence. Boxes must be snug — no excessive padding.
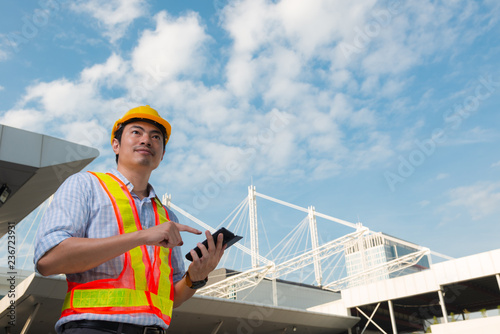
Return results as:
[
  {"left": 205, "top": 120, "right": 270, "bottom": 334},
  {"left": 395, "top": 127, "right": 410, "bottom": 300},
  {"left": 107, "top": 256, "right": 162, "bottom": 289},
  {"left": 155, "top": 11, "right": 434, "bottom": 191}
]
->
[
  {"left": 20, "top": 79, "right": 99, "bottom": 119},
  {"left": 0, "top": 108, "right": 46, "bottom": 133},
  {"left": 313, "top": 160, "right": 343, "bottom": 179},
  {"left": 335, "top": 0, "right": 485, "bottom": 79},
  {"left": 3, "top": 56, "right": 130, "bottom": 145},
  {"left": 275, "top": 0, "right": 373, "bottom": 58},
  {"left": 445, "top": 127, "right": 500, "bottom": 146},
  {"left": 445, "top": 181, "right": 500, "bottom": 220},
  {"left": 359, "top": 1, "right": 462, "bottom": 74},
  {"left": 0, "top": 85, "right": 4, "bottom": 91},
  {"left": 222, "top": 0, "right": 275, "bottom": 55},
  {"left": 349, "top": 132, "right": 394, "bottom": 170},
  {"left": 349, "top": 108, "right": 377, "bottom": 128},
  {"left": 223, "top": 0, "right": 377, "bottom": 59},
  {"left": 0, "top": 49, "right": 8, "bottom": 62},
  {"left": 221, "top": 0, "right": 377, "bottom": 99},
  {"left": 329, "top": 93, "right": 353, "bottom": 121},
  {"left": 70, "top": 0, "right": 148, "bottom": 42},
  {"left": 261, "top": 46, "right": 309, "bottom": 106},
  {"left": 217, "top": 0, "right": 486, "bottom": 178},
  {"left": 218, "top": 0, "right": 412, "bottom": 182},
  {"left": 419, "top": 200, "right": 430, "bottom": 207},
  {"left": 394, "top": 119, "right": 425, "bottom": 152},
  {"left": 224, "top": 54, "right": 258, "bottom": 98},
  {"left": 483, "top": 0, "right": 500, "bottom": 26},
  {"left": 61, "top": 120, "right": 109, "bottom": 150},
  {"left": 329, "top": 69, "right": 355, "bottom": 89},
  {"left": 139, "top": 80, "right": 238, "bottom": 133},
  {"left": 436, "top": 173, "right": 450, "bottom": 180},
  {"left": 81, "top": 53, "right": 128, "bottom": 86},
  {"left": 380, "top": 78, "right": 407, "bottom": 98},
  {"left": 491, "top": 161, "right": 500, "bottom": 168},
  {"left": 3, "top": 1, "right": 495, "bottom": 197},
  {"left": 0, "top": 34, "right": 11, "bottom": 62},
  {"left": 131, "top": 11, "right": 210, "bottom": 82}
]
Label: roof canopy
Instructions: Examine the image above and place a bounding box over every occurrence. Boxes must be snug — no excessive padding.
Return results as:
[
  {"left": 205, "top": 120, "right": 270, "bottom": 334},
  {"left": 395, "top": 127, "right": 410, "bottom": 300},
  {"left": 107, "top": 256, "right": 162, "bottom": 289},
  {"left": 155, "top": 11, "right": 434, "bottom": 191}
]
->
[{"left": 0, "top": 124, "right": 99, "bottom": 237}]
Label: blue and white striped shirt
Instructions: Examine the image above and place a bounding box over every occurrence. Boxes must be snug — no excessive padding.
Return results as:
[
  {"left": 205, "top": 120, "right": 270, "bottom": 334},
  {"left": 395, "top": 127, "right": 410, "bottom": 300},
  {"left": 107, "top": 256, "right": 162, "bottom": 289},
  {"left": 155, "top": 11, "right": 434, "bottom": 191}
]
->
[{"left": 34, "top": 169, "right": 185, "bottom": 333}]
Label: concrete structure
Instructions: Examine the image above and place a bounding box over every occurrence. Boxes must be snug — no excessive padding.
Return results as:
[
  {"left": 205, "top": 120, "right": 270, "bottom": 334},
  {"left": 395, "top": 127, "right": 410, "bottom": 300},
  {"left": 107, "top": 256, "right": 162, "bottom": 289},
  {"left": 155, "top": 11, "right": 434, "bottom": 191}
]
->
[
  {"left": 207, "top": 268, "right": 342, "bottom": 309},
  {"left": 0, "top": 124, "right": 99, "bottom": 237},
  {"left": 0, "top": 124, "right": 100, "bottom": 333},
  {"left": 431, "top": 316, "right": 500, "bottom": 334},
  {"left": 311, "top": 248, "right": 500, "bottom": 333}
]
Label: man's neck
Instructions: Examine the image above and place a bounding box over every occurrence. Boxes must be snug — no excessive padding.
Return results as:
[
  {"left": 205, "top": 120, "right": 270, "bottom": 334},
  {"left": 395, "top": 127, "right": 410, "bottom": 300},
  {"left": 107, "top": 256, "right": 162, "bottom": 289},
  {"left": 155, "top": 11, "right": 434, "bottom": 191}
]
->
[{"left": 117, "top": 165, "right": 152, "bottom": 200}]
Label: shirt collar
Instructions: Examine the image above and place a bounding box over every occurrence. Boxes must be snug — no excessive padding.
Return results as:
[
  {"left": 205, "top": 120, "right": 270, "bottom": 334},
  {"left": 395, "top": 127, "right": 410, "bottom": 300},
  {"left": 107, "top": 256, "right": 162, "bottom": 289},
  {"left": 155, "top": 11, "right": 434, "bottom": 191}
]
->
[{"left": 109, "top": 168, "right": 157, "bottom": 199}]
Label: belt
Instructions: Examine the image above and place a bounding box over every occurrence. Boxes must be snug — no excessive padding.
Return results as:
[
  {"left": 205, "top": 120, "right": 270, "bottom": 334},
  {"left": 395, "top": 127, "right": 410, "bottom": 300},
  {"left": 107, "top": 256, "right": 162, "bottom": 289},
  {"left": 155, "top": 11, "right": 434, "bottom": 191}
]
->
[{"left": 62, "top": 320, "right": 166, "bottom": 334}]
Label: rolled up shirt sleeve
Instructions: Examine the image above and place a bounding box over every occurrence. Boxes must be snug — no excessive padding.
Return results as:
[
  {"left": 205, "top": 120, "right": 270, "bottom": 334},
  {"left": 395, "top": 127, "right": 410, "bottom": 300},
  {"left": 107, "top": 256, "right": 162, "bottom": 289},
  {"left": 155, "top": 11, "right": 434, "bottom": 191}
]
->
[{"left": 34, "top": 173, "right": 91, "bottom": 274}]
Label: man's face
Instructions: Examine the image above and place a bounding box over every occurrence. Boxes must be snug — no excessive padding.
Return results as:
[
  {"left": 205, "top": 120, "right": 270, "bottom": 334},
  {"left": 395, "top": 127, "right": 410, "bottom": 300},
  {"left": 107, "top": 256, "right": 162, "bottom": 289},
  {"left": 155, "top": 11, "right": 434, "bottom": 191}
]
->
[{"left": 112, "top": 121, "right": 165, "bottom": 171}]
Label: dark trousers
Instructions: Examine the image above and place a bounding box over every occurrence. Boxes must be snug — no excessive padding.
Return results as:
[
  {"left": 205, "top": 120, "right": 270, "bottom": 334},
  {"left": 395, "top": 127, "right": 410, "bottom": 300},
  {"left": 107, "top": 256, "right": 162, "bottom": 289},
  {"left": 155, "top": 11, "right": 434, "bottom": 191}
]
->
[
  {"left": 62, "top": 329, "right": 117, "bottom": 334},
  {"left": 60, "top": 320, "right": 166, "bottom": 334},
  {"left": 61, "top": 322, "right": 125, "bottom": 334}
]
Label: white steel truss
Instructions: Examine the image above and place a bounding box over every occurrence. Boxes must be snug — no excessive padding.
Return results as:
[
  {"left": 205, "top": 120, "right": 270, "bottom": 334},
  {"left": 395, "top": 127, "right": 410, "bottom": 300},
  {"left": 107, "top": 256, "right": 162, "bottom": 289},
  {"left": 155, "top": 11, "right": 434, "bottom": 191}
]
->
[
  {"left": 308, "top": 206, "right": 322, "bottom": 286},
  {"left": 255, "top": 191, "right": 358, "bottom": 229},
  {"left": 162, "top": 198, "right": 274, "bottom": 266},
  {"left": 197, "top": 264, "right": 275, "bottom": 298},
  {"left": 163, "top": 185, "right": 450, "bottom": 298},
  {"left": 248, "top": 186, "right": 260, "bottom": 268},
  {"left": 198, "top": 228, "right": 366, "bottom": 298},
  {"left": 269, "top": 228, "right": 367, "bottom": 280},
  {"left": 323, "top": 248, "right": 430, "bottom": 291}
]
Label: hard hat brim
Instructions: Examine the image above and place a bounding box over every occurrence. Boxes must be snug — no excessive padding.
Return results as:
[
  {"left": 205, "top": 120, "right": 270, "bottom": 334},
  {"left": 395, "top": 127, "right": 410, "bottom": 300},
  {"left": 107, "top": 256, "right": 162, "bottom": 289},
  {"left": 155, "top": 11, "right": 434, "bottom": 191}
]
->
[{"left": 111, "top": 109, "right": 171, "bottom": 145}]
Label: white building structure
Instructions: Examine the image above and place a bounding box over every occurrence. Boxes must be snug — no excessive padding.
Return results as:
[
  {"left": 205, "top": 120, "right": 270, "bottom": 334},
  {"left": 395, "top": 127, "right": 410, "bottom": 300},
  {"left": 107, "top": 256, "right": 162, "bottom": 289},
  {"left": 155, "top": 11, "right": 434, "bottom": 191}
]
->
[
  {"left": 344, "top": 232, "right": 430, "bottom": 288},
  {"left": 312, "top": 248, "right": 500, "bottom": 333}
]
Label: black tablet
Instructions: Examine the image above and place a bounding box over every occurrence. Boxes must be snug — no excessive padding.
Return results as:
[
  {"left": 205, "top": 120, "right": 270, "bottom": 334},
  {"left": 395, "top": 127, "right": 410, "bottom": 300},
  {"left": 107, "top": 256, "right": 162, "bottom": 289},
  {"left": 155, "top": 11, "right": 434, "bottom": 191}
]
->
[{"left": 185, "top": 227, "right": 243, "bottom": 261}]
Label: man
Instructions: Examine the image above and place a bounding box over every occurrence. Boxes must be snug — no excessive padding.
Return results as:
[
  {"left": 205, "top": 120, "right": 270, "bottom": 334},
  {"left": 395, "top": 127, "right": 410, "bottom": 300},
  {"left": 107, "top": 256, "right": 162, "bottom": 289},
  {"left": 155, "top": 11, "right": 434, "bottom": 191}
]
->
[{"left": 34, "top": 105, "right": 224, "bottom": 334}]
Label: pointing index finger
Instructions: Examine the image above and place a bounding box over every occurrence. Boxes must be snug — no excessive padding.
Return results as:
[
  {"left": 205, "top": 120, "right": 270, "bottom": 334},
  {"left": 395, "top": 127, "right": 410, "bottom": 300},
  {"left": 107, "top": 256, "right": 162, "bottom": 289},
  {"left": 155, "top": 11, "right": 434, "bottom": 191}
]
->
[{"left": 175, "top": 222, "right": 202, "bottom": 235}]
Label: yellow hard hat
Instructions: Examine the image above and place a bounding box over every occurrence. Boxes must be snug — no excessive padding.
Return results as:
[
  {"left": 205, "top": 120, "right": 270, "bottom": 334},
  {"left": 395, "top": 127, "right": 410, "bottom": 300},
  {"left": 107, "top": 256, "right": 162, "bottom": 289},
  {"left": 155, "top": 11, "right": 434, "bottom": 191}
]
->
[{"left": 111, "top": 105, "right": 171, "bottom": 145}]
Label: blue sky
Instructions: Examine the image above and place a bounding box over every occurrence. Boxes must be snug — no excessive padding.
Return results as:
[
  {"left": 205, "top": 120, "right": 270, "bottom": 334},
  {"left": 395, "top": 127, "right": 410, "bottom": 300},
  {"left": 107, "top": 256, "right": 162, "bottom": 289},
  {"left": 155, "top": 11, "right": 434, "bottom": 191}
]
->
[{"left": 1, "top": 0, "right": 500, "bottom": 267}]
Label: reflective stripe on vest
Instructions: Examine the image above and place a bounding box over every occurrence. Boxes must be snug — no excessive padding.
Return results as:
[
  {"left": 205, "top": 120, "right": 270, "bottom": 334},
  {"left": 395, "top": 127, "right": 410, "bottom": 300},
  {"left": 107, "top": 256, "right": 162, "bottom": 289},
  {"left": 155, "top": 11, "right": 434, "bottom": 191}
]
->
[{"left": 60, "top": 172, "right": 174, "bottom": 325}]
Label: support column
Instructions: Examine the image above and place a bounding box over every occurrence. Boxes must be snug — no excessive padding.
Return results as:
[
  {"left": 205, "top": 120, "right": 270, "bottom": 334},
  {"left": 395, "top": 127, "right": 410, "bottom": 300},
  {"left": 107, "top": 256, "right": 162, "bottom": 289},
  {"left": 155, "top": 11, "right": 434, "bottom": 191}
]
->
[
  {"left": 248, "top": 186, "right": 260, "bottom": 269},
  {"left": 210, "top": 321, "right": 224, "bottom": 334},
  {"left": 308, "top": 206, "right": 322, "bottom": 286},
  {"left": 388, "top": 300, "right": 398, "bottom": 334},
  {"left": 20, "top": 303, "right": 40, "bottom": 334},
  {"left": 496, "top": 274, "right": 500, "bottom": 291},
  {"left": 357, "top": 304, "right": 387, "bottom": 334},
  {"left": 347, "top": 308, "right": 353, "bottom": 334},
  {"left": 272, "top": 278, "right": 278, "bottom": 306},
  {"left": 162, "top": 193, "right": 171, "bottom": 208},
  {"left": 438, "top": 289, "right": 449, "bottom": 324}
]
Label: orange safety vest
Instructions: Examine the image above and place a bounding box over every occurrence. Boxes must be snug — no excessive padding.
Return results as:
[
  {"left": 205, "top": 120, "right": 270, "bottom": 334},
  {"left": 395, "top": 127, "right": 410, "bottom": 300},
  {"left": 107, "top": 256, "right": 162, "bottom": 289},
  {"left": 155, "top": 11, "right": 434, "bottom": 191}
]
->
[{"left": 60, "top": 172, "right": 174, "bottom": 325}]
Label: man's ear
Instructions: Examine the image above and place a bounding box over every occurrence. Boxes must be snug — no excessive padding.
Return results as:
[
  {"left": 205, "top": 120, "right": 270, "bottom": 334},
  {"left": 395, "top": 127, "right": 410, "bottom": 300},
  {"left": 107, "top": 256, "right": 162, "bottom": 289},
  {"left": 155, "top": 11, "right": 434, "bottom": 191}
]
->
[
  {"left": 160, "top": 149, "right": 165, "bottom": 161},
  {"left": 112, "top": 138, "right": 120, "bottom": 155}
]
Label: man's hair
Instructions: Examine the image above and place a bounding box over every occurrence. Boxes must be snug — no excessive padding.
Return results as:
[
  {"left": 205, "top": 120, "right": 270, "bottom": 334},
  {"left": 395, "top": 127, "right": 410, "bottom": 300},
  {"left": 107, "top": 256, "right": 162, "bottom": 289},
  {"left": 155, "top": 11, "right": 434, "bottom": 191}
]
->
[{"left": 113, "top": 118, "right": 167, "bottom": 164}]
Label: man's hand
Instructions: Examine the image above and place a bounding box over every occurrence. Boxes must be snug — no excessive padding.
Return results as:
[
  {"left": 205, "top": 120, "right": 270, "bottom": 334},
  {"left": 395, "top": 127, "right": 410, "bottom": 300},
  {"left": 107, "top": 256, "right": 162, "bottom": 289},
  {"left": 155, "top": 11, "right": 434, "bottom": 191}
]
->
[
  {"left": 173, "top": 230, "right": 226, "bottom": 308},
  {"left": 187, "top": 230, "right": 225, "bottom": 281},
  {"left": 140, "top": 221, "right": 202, "bottom": 248}
]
